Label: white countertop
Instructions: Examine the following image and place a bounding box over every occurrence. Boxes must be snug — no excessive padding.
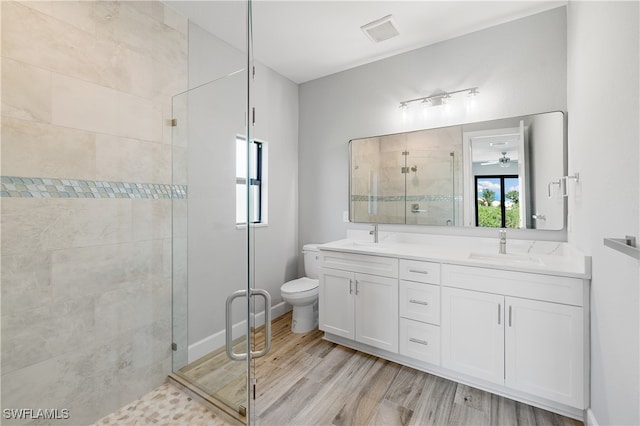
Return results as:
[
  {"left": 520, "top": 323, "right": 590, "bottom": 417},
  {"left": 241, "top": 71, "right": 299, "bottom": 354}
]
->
[{"left": 318, "top": 232, "right": 591, "bottom": 279}]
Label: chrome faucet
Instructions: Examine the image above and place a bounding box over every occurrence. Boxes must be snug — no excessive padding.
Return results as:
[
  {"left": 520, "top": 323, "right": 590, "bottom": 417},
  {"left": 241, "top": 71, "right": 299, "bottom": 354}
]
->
[
  {"left": 499, "top": 228, "right": 507, "bottom": 254},
  {"left": 370, "top": 224, "right": 379, "bottom": 243}
]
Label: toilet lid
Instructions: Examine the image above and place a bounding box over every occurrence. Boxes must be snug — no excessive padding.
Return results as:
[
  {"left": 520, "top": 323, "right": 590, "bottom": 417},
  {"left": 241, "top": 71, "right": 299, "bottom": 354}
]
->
[{"left": 282, "top": 277, "right": 318, "bottom": 293}]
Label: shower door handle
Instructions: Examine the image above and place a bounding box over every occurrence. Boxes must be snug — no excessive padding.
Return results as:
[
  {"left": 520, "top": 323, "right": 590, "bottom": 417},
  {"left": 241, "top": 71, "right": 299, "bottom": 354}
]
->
[
  {"left": 250, "top": 289, "right": 272, "bottom": 359},
  {"left": 225, "top": 288, "right": 272, "bottom": 361}
]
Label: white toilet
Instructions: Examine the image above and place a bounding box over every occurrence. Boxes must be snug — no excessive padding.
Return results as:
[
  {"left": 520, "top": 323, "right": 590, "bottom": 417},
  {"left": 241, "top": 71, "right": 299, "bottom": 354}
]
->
[{"left": 281, "top": 244, "right": 320, "bottom": 333}]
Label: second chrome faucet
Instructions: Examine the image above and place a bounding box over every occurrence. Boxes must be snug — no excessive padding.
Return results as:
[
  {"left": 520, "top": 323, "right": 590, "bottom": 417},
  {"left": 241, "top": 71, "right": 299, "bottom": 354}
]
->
[
  {"left": 499, "top": 228, "right": 507, "bottom": 254},
  {"left": 370, "top": 224, "right": 379, "bottom": 243}
]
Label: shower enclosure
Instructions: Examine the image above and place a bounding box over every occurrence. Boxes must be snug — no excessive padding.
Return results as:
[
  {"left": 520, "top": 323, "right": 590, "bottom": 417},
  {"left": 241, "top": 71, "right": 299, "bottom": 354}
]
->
[
  {"left": 170, "top": 2, "right": 267, "bottom": 423},
  {"left": 350, "top": 126, "right": 463, "bottom": 226}
]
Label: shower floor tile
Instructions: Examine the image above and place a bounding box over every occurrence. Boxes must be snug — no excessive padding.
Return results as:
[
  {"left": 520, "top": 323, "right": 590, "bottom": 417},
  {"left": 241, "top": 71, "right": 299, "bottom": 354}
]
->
[{"left": 91, "top": 382, "right": 232, "bottom": 426}]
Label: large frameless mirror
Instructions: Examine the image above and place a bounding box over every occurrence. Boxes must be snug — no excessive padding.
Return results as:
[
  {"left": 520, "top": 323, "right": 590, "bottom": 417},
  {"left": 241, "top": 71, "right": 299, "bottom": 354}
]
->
[{"left": 349, "top": 111, "right": 565, "bottom": 230}]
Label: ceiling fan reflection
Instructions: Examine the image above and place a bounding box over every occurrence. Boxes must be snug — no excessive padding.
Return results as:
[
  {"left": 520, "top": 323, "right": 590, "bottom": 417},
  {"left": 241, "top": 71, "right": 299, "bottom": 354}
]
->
[{"left": 481, "top": 152, "right": 511, "bottom": 168}]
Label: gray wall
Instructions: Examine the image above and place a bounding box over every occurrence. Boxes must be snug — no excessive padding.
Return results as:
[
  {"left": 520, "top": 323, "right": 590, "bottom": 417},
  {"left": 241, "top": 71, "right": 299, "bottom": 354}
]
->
[
  {"left": 186, "top": 23, "right": 299, "bottom": 346},
  {"left": 298, "top": 7, "right": 568, "bottom": 246},
  {"left": 567, "top": 2, "right": 639, "bottom": 425}
]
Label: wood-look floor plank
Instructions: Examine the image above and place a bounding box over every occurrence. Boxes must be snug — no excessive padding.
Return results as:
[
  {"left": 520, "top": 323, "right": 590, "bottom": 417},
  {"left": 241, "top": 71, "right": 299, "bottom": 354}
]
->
[
  {"left": 489, "top": 393, "right": 519, "bottom": 426},
  {"left": 256, "top": 377, "right": 324, "bottom": 426},
  {"left": 532, "top": 405, "right": 584, "bottom": 426},
  {"left": 185, "top": 362, "right": 246, "bottom": 401},
  {"left": 254, "top": 353, "right": 322, "bottom": 415},
  {"left": 289, "top": 350, "right": 380, "bottom": 425},
  {"left": 453, "top": 383, "right": 492, "bottom": 415},
  {"left": 515, "top": 401, "right": 540, "bottom": 425},
  {"left": 383, "top": 365, "right": 429, "bottom": 412},
  {"left": 255, "top": 321, "right": 332, "bottom": 416},
  {"left": 303, "top": 343, "right": 358, "bottom": 385},
  {"left": 408, "top": 375, "right": 458, "bottom": 426},
  {"left": 303, "top": 336, "right": 338, "bottom": 359},
  {"left": 368, "top": 398, "right": 414, "bottom": 426},
  {"left": 446, "top": 383, "right": 493, "bottom": 426},
  {"left": 213, "top": 374, "right": 248, "bottom": 409},
  {"left": 176, "top": 312, "right": 584, "bottom": 426},
  {"left": 331, "top": 358, "right": 401, "bottom": 426}
]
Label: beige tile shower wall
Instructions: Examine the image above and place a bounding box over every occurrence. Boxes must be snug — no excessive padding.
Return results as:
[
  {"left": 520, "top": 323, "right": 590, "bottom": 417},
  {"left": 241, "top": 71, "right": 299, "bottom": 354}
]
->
[
  {"left": 1, "top": 1, "right": 187, "bottom": 424},
  {"left": 406, "top": 126, "right": 463, "bottom": 225}
]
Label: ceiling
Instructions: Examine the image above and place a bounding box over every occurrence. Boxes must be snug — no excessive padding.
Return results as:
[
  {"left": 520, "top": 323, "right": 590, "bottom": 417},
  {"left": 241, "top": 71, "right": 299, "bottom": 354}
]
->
[
  {"left": 164, "top": 1, "right": 566, "bottom": 84},
  {"left": 471, "top": 133, "right": 521, "bottom": 164}
]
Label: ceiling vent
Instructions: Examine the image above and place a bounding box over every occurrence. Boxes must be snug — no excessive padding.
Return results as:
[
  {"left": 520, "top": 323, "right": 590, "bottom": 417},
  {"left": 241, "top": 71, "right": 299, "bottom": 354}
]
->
[{"left": 361, "top": 14, "right": 399, "bottom": 43}]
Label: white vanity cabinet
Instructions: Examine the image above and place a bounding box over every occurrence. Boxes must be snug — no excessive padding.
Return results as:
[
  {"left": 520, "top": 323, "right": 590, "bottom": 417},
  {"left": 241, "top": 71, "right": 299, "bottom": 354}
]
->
[
  {"left": 319, "top": 251, "right": 399, "bottom": 353},
  {"left": 318, "top": 238, "right": 590, "bottom": 420},
  {"left": 441, "top": 264, "right": 586, "bottom": 409},
  {"left": 398, "top": 259, "right": 441, "bottom": 365}
]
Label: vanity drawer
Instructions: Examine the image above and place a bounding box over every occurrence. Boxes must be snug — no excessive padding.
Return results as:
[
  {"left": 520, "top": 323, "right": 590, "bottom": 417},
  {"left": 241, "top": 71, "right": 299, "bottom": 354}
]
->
[
  {"left": 399, "top": 318, "right": 440, "bottom": 365},
  {"left": 399, "top": 259, "right": 440, "bottom": 284},
  {"left": 441, "top": 264, "right": 584, "bottom": 306},
  {"left": 400, "top": 280, "right": 440, "bottom": 325},
  {"left": 320, "top": 250, "right": 398, "bottom": 278}
]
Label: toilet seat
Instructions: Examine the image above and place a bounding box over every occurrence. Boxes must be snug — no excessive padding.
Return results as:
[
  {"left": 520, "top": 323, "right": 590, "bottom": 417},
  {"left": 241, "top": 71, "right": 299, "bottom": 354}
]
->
[{"left": 281, "top": 277, "right": 318, "bottom": 295}]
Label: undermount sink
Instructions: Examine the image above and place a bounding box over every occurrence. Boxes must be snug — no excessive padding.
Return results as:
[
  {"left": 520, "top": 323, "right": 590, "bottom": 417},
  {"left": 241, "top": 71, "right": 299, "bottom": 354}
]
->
[
  {"left": 346, "top": 241, "right": 389, "bottom": 251},
  {"left": 468, "top": 251, "right": 544, "bottom": 266}
]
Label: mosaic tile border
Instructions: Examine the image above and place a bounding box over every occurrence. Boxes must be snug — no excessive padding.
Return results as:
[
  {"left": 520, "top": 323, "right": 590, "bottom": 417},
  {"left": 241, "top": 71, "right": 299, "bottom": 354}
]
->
[
  {"left": 351, "top": 194, "right": 462, "bottom": 202},
  {"left": 0, "top": 176, "right": 187, "bottom": 199}
]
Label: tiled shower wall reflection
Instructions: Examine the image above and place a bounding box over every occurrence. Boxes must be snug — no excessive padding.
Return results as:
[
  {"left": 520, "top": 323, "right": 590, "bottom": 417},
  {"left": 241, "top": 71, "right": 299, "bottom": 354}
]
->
[
  {"left": 1, "top": 1, "right": 187, "bottom": 424},
  {"left": 351, "top": 127, "right": 463, "bottom": 226}
]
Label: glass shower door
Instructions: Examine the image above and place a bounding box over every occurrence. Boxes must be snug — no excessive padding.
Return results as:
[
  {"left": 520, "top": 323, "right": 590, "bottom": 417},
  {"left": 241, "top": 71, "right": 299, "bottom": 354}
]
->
[
  {"left": 405, "top": 126, "right": 463, "bottom": 226},
  {"left": 171, "top": 2, "right": 270, "bottom": 424},
  {"left": 171, "top": 69, "right": 253, "bottom": 421}
]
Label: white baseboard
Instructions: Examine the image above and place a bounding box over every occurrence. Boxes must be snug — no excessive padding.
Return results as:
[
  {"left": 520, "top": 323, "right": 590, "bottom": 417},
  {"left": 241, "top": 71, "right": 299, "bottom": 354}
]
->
[
  {"left": 586, "top": 408, "right": 598, "bottom": 426},
  {"left": 187, "top": 301, "right": 291, "bottom": 363},
  {"left": 253, "top": 300, "right": 291, "bottom": 328}
]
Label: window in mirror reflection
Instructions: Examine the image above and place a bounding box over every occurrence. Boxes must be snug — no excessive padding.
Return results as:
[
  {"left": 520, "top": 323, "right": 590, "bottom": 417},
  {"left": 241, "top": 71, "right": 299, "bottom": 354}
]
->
[{"left": 475, "top": 175, "right": 520, "bottom": 228}]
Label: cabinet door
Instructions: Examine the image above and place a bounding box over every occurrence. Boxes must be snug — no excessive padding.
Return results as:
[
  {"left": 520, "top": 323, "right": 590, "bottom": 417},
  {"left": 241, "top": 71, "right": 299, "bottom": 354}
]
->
[
  {"left": 441, "top": 287, "right": 504, "bottom": 385},
  {"left": 505, "top": 297, "right": 584, "bottom": 408},
  {"left": 355, "top": 273, "right": 398, "bottom": 353},
  {"left": 319, "top": 268, "right": 355, "bottom": 339}
]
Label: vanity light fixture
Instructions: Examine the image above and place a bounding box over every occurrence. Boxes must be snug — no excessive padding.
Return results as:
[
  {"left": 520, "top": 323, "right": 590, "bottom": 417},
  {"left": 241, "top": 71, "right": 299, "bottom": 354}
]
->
[{"left": 399, "top": 87, "right": 479, "bottom": 109}]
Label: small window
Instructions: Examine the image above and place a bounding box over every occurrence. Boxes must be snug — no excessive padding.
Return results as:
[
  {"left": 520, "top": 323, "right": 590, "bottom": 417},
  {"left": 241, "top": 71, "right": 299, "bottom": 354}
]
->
[
  {"left": 236, "top": 137, "right": 266, "bottom": 225},
  {"left": 475, "top": 175, "right": 520, "bottom": 228}
]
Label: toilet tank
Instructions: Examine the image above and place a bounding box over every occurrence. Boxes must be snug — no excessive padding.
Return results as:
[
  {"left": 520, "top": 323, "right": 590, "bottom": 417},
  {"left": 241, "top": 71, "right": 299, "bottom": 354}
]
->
[{"left": 302, "top": 244, "right": 321, "bottom": 279}]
